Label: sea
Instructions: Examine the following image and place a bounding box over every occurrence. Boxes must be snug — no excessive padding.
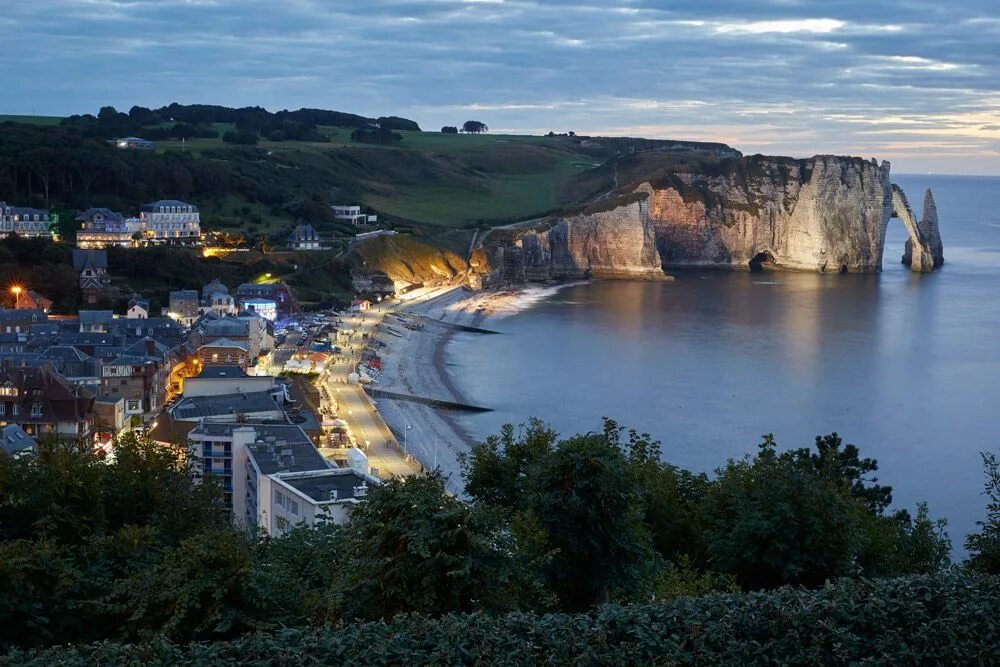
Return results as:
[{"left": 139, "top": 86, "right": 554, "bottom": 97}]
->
[{"left": 448, "top": 174, "right": 1000, "bottom": 556}]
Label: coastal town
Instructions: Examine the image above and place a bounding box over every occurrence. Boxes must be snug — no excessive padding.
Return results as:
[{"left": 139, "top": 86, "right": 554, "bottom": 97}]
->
[{"left": 0, "top": 194, "right": 497, "bottom": 533}]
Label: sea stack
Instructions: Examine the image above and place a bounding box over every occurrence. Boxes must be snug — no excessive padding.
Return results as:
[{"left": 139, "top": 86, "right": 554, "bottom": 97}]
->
[{"left": 902, "top": 189, "right": 944, "bottom": 269}]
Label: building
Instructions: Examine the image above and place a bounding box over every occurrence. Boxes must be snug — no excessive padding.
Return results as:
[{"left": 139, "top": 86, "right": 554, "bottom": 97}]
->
[
  {"left": 236, "top": 282, "right": 297, "bottom": 318},
  {"left": 262, "top": 468, "right": 380, "bottom": 536},
  {"left": 197, "top": 338, "right": 249, "bottom": 370},
  {"left": 112, "top": 137, "right": 155, "bottom": 151},
  {"left": 186, "top": 422, "right": 376, "bottom": 534},
  {"left": 287, "top": 223, "right": 322, "bottom": 250},
  {"left": 168, "top": 290, "right": 200, "bottom": 327},
  {"left": 18, "top": 290, "right": 53, "bottom": 313},
  {"left": 0, "top": 424, "right": 37, "bottom": 458},
  {"left": 0, "top": 364, "right": 95, "bottom": 438},
  {"left": 127, "top": 299, "right": 150, "bottom": 319},
  {"left": 240, "top": 298, "right": 277, "bottom": 322},
  {"left": 182, "top": 365, "right": 277, "bottom": 398},
  {"left": 0, "top": 308, "right": 47, "bottom": 336},
  {"left": 98, "top": 348, "right": 169, "bottom": 417},
  {"left": 72, "top": 249, "right": 114, "bottom": 304},
  {"left": 139, "top": 200, "right": 201, "bottom": 243},
  {"left": 195, "top": 315, "right": 273, "bottom": 362},
  {"left": 200, "top": 279, "right": 236, "bottom": 317},
  {"left": 350, "top": 299, "right": 372, "bottom": 312},
  {"left": 0, "top": 202, "right": 52, "bottom": 239},
  {"left": 332, "top": 205, "right": 377, "bottom": 227},
  {"left": 170, "top": 390, "right": 285, "bottom": 423},
  {"left": 75, "top": 208, "right": 141, "bottom": 248},
  {"left": 79, "top": 310, "right": 114, "bottom": 333},
  {"left": 93, "top": 394, "right": 127, "bottom": 445}
]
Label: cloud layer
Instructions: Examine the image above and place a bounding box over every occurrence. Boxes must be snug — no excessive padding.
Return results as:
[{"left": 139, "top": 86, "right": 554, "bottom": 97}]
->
[{"left": 3, "top": 0, "right": 998, "bottom": 173}]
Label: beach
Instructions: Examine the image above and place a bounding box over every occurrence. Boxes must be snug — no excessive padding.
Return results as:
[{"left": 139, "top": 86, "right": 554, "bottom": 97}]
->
[{"left": 369, "top": 285, "right": 550, "bottom": 493}]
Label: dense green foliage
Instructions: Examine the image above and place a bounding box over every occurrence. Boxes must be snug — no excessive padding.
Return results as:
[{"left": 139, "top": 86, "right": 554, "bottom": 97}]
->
[
  {"left": 8, "top": 572, "right": 999, "bottom": 666},
  {"left": 967, "top": 452, "right": 1000, "bottom": 574},
  {"left": 0, "top": 423, "right": 990, "bottom": 663}
]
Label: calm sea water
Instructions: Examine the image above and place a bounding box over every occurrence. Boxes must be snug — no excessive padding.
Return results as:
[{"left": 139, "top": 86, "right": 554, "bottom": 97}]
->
[{"left": 449, "top": 174, "right": 1000, "bottom": 555}]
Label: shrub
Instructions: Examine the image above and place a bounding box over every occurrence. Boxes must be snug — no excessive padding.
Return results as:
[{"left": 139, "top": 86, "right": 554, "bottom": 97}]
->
[{"left": 8, "top": 572, "right": 999, "bottom": 666}]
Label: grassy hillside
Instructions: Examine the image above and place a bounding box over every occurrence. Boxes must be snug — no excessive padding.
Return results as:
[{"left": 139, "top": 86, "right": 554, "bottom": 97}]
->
[{"left": 348, "top": 234, "right": 468, "bottom": 286}]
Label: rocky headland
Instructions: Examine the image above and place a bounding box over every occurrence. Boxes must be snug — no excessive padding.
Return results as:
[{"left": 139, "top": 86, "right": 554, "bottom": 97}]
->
[{"left": 483, "top": 154, "right": 943, "bottom": 279}]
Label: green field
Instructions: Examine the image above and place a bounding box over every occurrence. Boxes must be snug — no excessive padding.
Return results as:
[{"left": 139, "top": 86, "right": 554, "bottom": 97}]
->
[{"left": 0, "top": 114, "right": 64, "bottom": 126}]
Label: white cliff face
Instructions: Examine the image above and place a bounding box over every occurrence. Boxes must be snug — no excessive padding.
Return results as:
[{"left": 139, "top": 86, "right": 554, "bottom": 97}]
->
[
  {"left": 490, "top": 154, "right": 942, "bottom": 279},
  {"left": 647, "top": 156, "right": 893, "bottom": 272},
  {"left": 517, "top": 198, "right": 665, "bottom": 279}
]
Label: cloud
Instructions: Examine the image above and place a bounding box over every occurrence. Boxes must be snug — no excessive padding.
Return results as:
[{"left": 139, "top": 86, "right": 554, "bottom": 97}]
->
[{"left": 0, "top": 0, "right": 998, "bottom": 173}]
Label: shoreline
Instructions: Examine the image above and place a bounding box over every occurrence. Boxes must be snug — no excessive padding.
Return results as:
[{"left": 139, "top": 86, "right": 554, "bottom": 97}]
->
[{"left": 372, "top": 284, "right": 573, "bottom": 492}]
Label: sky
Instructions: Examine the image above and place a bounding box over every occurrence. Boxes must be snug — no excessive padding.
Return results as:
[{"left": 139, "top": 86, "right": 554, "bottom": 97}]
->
[{"left": 2, "top": 0, "right": 999, "bottom": 174}]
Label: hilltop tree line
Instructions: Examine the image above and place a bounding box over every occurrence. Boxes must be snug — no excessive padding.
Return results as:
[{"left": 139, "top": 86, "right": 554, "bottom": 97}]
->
[
  {"left": 2, "top": 419, "right": 999, "bottom": 655},
  {"left": 58, "top": 103, "right": 421, "bottom": 143},
  {"left": 440, "top": 120, "right": 489, "bottom": 134}
]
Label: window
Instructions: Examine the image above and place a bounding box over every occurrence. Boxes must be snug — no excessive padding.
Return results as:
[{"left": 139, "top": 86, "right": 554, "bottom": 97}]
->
[
  {"left": 31, "top": 403, "right": 42, "bottom": 417},
  {"left": 0, "top": 403, "right": 5, "bottom": 415},
  {"left": 12, "top": 404, "right": 18, "bottom": 416}
]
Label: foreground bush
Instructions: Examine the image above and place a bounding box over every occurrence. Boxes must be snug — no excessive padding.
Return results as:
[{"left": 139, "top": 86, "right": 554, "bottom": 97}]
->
[{"left": 8, "top": 572, "right": 998, "bottom": 666}]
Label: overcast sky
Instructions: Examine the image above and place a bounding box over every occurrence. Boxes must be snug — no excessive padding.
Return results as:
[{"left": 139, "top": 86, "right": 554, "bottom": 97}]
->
[{"left": 3, "top": 0, "right": 998, "bottom": 174}]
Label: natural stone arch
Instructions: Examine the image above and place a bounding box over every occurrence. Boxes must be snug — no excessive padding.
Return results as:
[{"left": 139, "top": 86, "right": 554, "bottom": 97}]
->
[{"left": 890, "top": 185, "right": 944, "bottom": 273}]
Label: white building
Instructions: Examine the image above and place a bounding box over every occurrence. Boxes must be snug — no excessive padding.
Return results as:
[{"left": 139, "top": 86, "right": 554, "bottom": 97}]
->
[
  {"left": 240, "top": 298, "right": 277, "bottom": 322},
  {"left": 127, "top": 299, "right": 150, "bottom": 319},
  {"left": 0, "top": 202, "right": 52, "bottom": 239},
  {"left": 187, "top": 422, "right": 379, "bottom": 534},
  {"left": 333, "top": 205, "right": 377, "bottom": 227},
  {"left": 139, "top": 200, "right": 201, "bottom": 242}
]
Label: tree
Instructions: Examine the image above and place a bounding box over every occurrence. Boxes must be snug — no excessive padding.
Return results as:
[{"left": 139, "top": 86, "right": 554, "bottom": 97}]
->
[
  {"left": 462, "top": 120, "right": 488, "bottom": 134},
  {"left": 966, "top": 452, "right": 1000, "bottom": 574},
  {"left": 440, "top": 125, "right": 458, "bottom": 134},
  {"left": 323, "top": 474, "right": 525, "bottom": 620},
  {"left": 222, "top": 130, "right": 259, "bottom": 146},
  {"left": 702, "top": 435, "right": 868, "bottom": 589},
  {"left": 463, "top": 419, "right": 653, "bottom": 611}
]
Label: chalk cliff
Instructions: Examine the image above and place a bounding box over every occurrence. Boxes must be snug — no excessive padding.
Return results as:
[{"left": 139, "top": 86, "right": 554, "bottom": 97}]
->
[{"left": 487, "top": 154, "right": 942, "bottom": 279}]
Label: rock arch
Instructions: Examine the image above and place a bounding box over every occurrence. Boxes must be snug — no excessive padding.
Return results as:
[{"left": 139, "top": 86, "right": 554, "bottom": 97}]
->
[{"left": 891, "top": 185, "right": 944, "bottom": 272}]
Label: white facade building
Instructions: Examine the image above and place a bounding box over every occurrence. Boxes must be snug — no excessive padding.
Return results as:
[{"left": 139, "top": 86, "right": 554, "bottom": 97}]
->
[
  {"left": 332, "top": 205, "right": 377, "bottom": 226},
  {"left": 139, "top": 200, "right": 201, "bottom": 242},
  {"left": 187, "top": 422, "right": 379, "bottom": 535},
  {"left": 0, "top": 202, "right": 52, "bottom": 239}
]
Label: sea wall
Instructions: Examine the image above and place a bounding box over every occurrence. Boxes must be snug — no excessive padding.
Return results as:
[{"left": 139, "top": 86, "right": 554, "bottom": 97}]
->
[{"left": 488, "top": 155, "right": 942, "bottom": 278}]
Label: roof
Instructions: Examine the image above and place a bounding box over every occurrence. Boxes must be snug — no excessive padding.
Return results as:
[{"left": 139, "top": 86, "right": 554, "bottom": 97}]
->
[
  {"left": 0, "top": 425, "right": 36, "bottom": 457},
  {"left": 189, "top": 423, "right": 328, "bottom": 475},
  {"left": 38, "top": 346, "right": 90, "bottom": 362},
  {"left": 169, "top": 290, "right": 199, "bottom": 301},
  {"left": 171, "top": 390, "right": 280, "bottom": 420},
  {"left": 94, "top": 394, "right": 124, "bottom": 404},
  {"left": 147, "top": 412, "right": 198, "bottom": 445},
  {"left": 0, "top": 309, "right": 46, "bottom": 323},
  {"left": 202, "top": 279, "right": 230, "bottom": 297},
  {"left": 196, "top": 365, "right": 247, "bottom": 378},
  {"left": 79, "top": 310, "right": 114, "bottom": 325},
  {"left": 276, "top": 468, "right": 378, "bottom": 503},
  {"left": 128, "top": 298, "right": 150, "bottom": 310},
  {"left": 142, "top": 200, "right": 198, "bottom": 211},
  {"left": 72, "top": 249, "right": 108, "bottom": 272},
  {"left": 200, "top": 319, "right": 248, "bottom": 337},
  {"left": 199, "top": 337, "right": 247, "bottom": 351},
  {"left": 76, "top": 208, "right": 124, "bottom": 223}
]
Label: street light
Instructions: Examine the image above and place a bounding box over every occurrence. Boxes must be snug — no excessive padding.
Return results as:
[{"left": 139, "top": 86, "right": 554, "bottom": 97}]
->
[
  {"left": 10, "top": 285, "right": 22, "bottom": 309},
  {"left": 404, "top": 424, "right": 412, "bottom": 457}
]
